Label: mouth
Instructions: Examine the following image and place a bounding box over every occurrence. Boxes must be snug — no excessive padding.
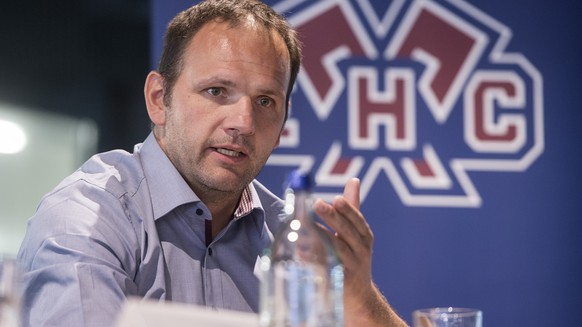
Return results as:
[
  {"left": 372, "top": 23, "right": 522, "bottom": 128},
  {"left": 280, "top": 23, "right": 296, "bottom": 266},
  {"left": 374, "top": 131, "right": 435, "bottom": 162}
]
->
[{"left": 215, "top": 147, "right": 244, "bottom": 158}]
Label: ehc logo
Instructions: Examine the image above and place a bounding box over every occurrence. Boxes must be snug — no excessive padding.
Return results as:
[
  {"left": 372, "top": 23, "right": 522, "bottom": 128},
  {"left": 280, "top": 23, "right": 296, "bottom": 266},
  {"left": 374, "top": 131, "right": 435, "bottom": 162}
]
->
[{"left": 264, "top": 0, "right": 544, "bottom": 207}]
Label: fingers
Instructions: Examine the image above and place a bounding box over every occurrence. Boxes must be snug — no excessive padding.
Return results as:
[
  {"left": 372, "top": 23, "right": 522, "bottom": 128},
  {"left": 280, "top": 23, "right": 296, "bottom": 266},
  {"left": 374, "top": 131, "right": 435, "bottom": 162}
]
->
[
  {"left": 313, "top": 178, "right": 373, "bottom": 254},
  {"left": 313, "top": 180, "right": 378, "bottom": 319},
  {"left": 330, "top": 196, "right": 370, "bottom": 240},
  {"left": 316, "top": 222, "right": 350, "bottom": 254},
  {"left": 342, "top": 178, "right": 360, "bottom": 210}
]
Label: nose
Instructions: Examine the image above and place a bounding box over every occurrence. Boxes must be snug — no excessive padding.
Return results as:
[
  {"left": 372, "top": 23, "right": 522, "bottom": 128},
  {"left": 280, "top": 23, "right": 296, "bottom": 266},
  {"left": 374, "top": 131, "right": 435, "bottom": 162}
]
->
[{"left": 225, "top": 96, "right": 256, "bottom": 136}]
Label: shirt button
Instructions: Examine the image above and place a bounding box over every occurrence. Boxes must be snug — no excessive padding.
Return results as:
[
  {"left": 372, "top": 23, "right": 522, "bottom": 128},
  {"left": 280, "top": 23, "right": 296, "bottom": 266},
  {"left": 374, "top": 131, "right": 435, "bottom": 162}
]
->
[
  {"left": 196, "top": 208, "right": 204, "bottom": 215},
  {"left": 208, "top": 248, "right": 213, "bottom": 256}
]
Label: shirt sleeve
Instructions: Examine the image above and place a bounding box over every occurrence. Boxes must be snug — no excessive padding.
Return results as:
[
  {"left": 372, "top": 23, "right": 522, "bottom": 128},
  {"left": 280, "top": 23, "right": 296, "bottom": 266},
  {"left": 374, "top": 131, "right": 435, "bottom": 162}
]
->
[{"left": 17, "top": 180, "right": 141, "bottom": 327}]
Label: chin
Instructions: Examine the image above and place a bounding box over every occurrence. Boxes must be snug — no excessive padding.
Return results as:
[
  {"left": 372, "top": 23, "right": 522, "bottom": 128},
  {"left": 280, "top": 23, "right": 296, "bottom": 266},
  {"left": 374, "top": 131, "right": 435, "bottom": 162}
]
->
[{"left": 205, "top": 172, "right": 252, "bottom": 192}]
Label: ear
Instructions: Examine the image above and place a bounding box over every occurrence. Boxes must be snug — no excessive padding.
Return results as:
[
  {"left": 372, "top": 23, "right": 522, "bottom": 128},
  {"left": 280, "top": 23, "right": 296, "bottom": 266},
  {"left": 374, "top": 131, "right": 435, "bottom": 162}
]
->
[{"left": 144, "top": 71, "right": 167, "bottom": 126}]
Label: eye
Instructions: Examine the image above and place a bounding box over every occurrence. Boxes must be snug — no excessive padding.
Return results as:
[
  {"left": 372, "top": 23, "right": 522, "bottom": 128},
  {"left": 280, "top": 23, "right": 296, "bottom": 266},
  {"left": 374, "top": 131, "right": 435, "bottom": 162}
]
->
[
  {"left": 257, "top": 96, "right": 274, "bottom": 108},
  {"left": 206, "top": 87, "right": 223, "bottom": 97}
]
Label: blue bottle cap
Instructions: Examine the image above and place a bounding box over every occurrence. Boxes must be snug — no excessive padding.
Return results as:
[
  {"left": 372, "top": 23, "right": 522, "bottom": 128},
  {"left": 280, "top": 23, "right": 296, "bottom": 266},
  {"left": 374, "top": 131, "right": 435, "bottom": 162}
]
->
[{"left": 287, "top": 169, "right": 313, "bottom": 191}]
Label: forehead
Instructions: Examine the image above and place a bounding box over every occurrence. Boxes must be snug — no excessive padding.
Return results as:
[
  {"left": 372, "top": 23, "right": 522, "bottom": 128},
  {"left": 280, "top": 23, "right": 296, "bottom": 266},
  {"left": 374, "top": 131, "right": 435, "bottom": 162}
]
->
[{"left": 180, "top": 20, "right": 291, "bottom": 88}]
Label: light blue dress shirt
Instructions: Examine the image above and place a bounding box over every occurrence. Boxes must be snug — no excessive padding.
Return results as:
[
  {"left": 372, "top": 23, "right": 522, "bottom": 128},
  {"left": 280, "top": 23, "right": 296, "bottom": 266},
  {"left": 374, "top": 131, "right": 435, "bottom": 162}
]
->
[{"left": 16, "top": 133, "right": 287, "bottom": 327}]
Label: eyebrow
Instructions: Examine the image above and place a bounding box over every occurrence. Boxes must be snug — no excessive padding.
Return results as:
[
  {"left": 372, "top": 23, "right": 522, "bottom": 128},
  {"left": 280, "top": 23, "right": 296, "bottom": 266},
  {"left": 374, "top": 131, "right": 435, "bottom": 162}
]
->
[
  {"left": 194, "top": 77, "right": 237, "bottom": 89},
  {"left": 195, "top": 76, "right": 285, "bottom": 99}
]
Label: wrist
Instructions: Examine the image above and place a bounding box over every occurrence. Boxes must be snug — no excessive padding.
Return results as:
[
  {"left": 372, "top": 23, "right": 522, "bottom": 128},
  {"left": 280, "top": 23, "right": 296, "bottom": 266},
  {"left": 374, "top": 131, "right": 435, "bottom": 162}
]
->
[{"left": 345, "top": 283, "right": 408, "bottom": 327}]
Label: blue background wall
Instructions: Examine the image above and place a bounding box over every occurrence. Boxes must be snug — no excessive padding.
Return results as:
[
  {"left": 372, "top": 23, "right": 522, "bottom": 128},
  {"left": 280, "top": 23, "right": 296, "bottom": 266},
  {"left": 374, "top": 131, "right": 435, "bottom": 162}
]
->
[{"left": 152, "top": 1, "right": 582, "bottom": 325}]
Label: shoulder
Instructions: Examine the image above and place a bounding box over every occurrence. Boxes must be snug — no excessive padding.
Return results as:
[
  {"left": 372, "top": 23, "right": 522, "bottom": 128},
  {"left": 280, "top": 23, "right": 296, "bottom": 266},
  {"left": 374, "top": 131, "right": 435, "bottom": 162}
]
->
[
  {"left": 75, "top": 148, "right": 146, "bottom": 197},
  {"left": 33, "top": 147, "right": 149, "bottom": 212},
  {"left": 18, "top": 150, "right": 147, "bottom": 272},
  {"left": 24, "top": 147, "right": 148, "bottom": 248},
  {"left": 35, "top": 145, "right": 153, "bottom": 228}
]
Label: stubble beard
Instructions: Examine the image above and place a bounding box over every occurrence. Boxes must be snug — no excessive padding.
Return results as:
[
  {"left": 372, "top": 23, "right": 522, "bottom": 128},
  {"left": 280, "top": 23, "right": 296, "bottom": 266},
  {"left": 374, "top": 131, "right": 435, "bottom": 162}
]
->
[{"left": 164, "top": 126, "right": 270, "bottom": 201}]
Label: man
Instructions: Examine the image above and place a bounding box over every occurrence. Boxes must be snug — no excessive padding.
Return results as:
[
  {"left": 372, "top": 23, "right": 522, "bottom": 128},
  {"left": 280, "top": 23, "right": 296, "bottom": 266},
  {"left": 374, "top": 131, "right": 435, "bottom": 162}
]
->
[{"left": 17, "top": 1, "right": 407, "bottom": 326}]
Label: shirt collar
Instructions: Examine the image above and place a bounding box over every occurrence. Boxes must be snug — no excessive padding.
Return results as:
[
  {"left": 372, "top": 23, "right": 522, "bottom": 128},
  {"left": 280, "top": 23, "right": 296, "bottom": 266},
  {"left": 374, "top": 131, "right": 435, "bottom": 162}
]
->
[
  {"left": 139, "top": 133, "right": 199, "bottom": 220},
  {"left": 246, "top": 181, "right": 268, "bottom": 236},
  {"left": 233, "top": 186, "right": 254, "bottom": 220}
]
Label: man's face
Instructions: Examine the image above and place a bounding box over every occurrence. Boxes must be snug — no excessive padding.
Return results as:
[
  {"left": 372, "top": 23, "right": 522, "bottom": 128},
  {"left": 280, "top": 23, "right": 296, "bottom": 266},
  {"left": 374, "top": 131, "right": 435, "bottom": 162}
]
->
[{"left": 155, "top": 21, "right": 291, "bottom": 196}]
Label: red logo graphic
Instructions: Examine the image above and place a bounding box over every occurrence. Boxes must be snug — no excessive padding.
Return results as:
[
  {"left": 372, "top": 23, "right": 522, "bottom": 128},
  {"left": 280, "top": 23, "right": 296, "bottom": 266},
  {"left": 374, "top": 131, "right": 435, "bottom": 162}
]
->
[{"left": 266, "top": 0, "right": 544, "bottom": 207}]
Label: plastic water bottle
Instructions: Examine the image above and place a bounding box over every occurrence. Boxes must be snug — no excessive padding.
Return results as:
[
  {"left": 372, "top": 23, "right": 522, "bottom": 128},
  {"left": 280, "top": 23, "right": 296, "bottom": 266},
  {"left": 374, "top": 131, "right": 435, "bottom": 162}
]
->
[{"left": 260, "top": 170, "right": 344, "bottom": 327}]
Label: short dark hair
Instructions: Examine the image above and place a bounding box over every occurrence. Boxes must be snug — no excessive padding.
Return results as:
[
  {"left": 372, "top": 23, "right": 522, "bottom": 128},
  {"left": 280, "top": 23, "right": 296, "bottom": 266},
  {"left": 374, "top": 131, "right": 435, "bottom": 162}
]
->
[{"left": 157, "top": 0, "right": 302, "bottom": 121}]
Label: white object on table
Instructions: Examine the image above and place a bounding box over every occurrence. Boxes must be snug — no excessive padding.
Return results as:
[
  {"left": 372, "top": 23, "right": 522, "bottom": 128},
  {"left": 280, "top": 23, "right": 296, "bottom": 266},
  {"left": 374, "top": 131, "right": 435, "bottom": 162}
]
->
[{"left": 115, "top": 298, "right": 259, "bottom": 327}]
